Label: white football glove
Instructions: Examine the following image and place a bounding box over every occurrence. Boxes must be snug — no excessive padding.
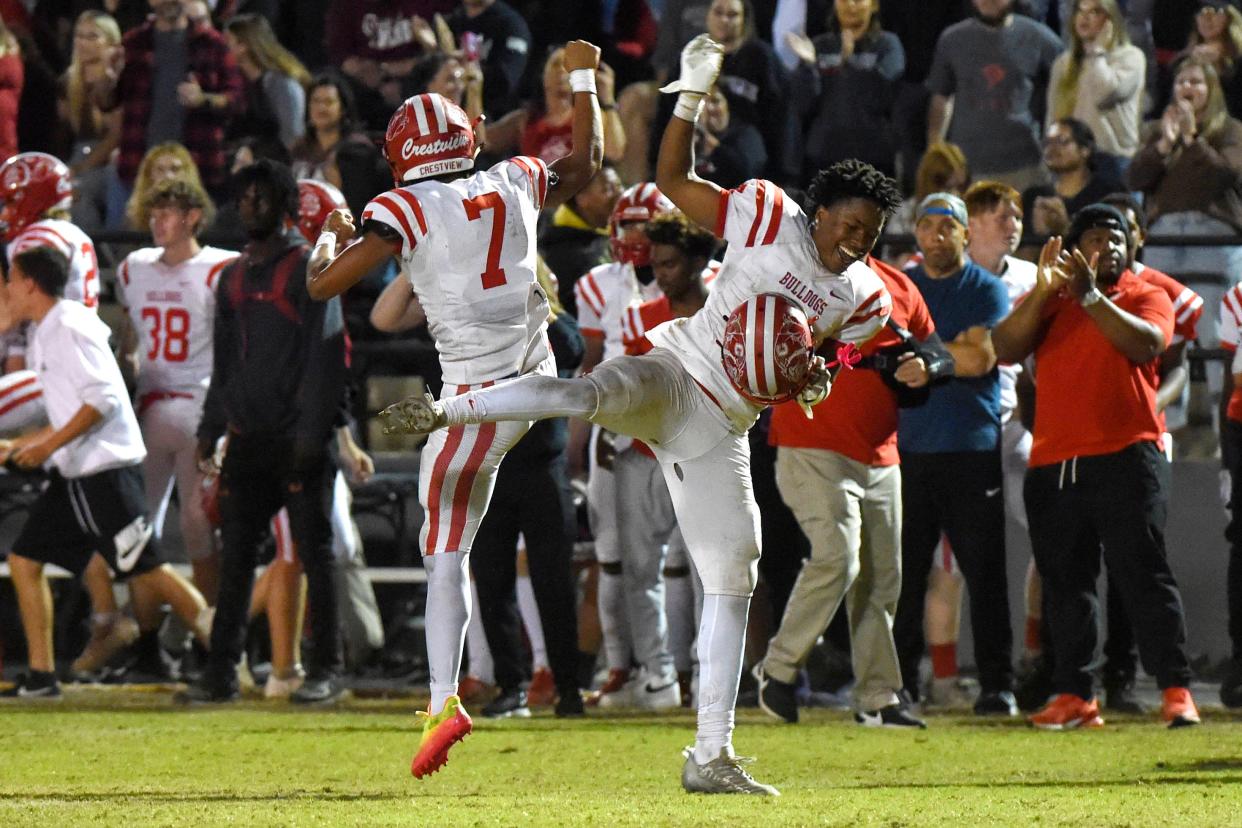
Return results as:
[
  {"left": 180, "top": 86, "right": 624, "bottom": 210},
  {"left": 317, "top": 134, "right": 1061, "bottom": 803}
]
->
[
  {"left": 796, "top": 355, "right": 832, "bottom": 419},
  {"left": 659, "top": 34, "right": 724, "bottom": 96}
]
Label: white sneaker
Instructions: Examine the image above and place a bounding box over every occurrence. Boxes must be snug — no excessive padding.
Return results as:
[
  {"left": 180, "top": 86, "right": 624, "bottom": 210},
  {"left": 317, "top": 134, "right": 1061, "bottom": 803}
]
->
[
  {"left": 596, "top": 675, "right": 637, "bottom": 709},
  {"left": 633, "top": 673, "right": 682, "bottom": 711},
  {"left": 264, "top": 666, "right": 306, "bottom": 699}
]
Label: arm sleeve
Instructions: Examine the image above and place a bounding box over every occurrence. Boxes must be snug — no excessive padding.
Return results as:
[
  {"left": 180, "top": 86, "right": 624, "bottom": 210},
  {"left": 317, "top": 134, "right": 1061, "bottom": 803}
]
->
[
  {"left": 68, "top": 329, "right": 123, "bottom": 421},
  {"left": 1082, "top": 44, "right": 1145, "bottom": 110},
  {"left": 873, "top": 32, "right": 906, "bottom": 82},
  {"left": 838, "top": 267, "right": 893, "bottom": 344},
  {"left": 502, "top": 156, "right": 550, "bottom": 211},
  {"left": 197, "top": 267, "right": 233, "bottom": 444},
  {"left": 361, "top": 188, "right": 429, "bottom": 258},
  {"left": 574, "top": 271, "right": 606, "bottom": 336},
  {"left": 716, "top": 179, "right": 801, "bottom": 247},
  {"left": 925, "top": 32, "right": 955, "bottom": 96}
]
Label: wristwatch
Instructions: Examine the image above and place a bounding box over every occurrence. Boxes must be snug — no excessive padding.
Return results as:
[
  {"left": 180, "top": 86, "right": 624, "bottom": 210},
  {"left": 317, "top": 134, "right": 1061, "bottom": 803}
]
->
[{"left": 1079, "top": 287, "right": 1104, "bottom": 307}]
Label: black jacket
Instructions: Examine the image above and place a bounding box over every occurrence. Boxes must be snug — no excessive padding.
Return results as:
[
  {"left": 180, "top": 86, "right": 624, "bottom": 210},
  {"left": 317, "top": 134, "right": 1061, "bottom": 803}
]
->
[{"left": 198, "top": 229, "right": 346, "bottom": 461}]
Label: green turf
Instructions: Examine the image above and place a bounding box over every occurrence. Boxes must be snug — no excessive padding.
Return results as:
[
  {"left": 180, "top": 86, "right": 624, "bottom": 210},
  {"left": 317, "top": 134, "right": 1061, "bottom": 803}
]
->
[{"left": 1, "top": 690, "right": 1240, "bottom": 827}]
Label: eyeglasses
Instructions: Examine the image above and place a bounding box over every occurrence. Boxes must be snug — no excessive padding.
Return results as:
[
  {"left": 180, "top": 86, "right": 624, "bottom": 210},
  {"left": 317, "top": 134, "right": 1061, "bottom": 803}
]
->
[{"left": 1043, "top": 135, "right": 1077, "bottom": 148}]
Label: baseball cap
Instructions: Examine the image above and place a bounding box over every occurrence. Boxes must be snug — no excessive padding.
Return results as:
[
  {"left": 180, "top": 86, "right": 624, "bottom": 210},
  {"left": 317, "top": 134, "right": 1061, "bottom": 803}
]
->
[
  {"left": 915, "top": 192, "right": 968, "bottom": 227},
  {"left": 1064, "top": 203, "right": 1129, "bottom": 249}
]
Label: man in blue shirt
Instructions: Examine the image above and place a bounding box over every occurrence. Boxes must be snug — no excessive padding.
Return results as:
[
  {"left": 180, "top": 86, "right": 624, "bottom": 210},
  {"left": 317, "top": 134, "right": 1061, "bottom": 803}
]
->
[{"left": 894, "top": 192, "right": 1017, "bottom": 715}]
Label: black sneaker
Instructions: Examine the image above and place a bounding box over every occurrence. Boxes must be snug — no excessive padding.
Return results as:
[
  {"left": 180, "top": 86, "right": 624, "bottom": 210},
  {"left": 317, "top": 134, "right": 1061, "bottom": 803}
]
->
[
  {"left": 555, "top": 690, "right": 585, "bottom": 718},
  {"left": 1014, "top": 656, "right": 1054, "bottom": 712},
  {"left": 175, "top": 673, "right": 240, "bottom": 704},
  {"left": 855, "top": 703, "right": 926, "bottom": 729},
  {"left": 290, "top": 675, "right": 346, "bottom": 705},
  {"left": 1, "top": 671, "right": 62, "bottom": 700},
  {"left": 974, "top": 690, "right": 1019, "bottom": 716},
  {"left": 1103, "top": 679, "right": 1148, "bottom": 715},
  {"left": 482, "top": 687, "right": 531, "bottom": 718},
  {"left": 1221, "top": 658, "right": 1242, "bottom": 709},
  {"left": 752, "top": 663, "right": 798, "bottom": 724}
]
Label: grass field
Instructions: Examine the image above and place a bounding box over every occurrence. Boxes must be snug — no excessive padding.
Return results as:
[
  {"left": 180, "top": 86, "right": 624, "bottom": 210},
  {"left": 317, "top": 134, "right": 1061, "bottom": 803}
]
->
[{"left": 2, "top": 688, "right": 1241, "bottom": 827}]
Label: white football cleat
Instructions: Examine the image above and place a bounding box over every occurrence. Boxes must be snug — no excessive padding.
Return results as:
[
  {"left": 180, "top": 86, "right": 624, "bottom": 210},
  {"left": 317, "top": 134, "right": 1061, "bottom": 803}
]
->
[
  {"left": 379, "top": 392, "right": 447, "bottom": 435},
  {"left": 681, "top": 747, "right": 779, "bottom": 796}
]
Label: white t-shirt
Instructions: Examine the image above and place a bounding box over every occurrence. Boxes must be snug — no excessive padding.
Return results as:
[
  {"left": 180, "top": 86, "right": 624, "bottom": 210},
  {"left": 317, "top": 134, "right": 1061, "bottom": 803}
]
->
[
  {"left": 362, "top": 156, "right": 553, "bottom": 385},
  {"left": 28, "top": 300, "right": 145, "bottom": 477},
  {"left": 994, "top": 254, "right": 1037, "bottom": 421},
  {"left": 645, "top": 179, "right": 891, "bottom": 433},
  {"left": 117, "top": 246, "right": 238, "bottom": 397}
]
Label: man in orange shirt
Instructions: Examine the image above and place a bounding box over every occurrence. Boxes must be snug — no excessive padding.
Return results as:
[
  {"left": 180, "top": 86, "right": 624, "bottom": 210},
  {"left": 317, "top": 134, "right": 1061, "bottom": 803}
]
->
[
  {"left": 752, "top": 254, "right": 953, "bottom": 727},
  {"left": 993, "top": 203, "right": 1201, "bottom": 730}
]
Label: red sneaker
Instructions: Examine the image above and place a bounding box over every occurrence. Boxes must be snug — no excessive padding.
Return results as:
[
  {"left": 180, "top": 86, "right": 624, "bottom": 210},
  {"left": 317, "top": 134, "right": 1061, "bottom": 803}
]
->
[
  {"left": 1029, "top": 693, "right": 1104, "bottom": 731},
  {"left": 411, "top": 695, "right": 473, "bottom": 779},
  {"left": 585, "top": 668, "right": 630, "bottom": 707},
  {"left": 1161, "top": 687, "right": 1201, "bottom": 728},
  {"left": 527, "top": 667, "right": 556, "bottom": 707}
]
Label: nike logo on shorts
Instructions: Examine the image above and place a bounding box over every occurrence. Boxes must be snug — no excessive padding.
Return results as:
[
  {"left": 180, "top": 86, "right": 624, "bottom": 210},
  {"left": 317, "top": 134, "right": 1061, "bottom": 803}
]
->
[{"left": 114, "top": 516, "right": 153, "bottom": 573}]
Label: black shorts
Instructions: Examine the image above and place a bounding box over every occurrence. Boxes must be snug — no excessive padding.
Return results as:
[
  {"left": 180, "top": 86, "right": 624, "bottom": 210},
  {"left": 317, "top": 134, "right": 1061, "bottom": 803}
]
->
[{"left": 12, "top": 464, "right": 162, "bottom": 580}]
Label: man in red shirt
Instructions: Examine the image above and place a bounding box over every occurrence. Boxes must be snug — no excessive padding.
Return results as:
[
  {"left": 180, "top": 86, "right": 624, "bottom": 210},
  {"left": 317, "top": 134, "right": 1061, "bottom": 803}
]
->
[
  {"left": 993, "top": 203, "right": 1201, "bottom": 730},
  {"left": 751, "top": 255, "right": 953, "bottom": 728}
]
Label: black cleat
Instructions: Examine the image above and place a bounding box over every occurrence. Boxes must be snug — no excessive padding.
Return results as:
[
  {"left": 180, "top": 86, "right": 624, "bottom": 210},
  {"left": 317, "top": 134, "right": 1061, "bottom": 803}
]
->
[
  {"left": 974, "top": 690, "right": 1019, "bottom": 717},
  {"left": 1, "top": 671, "right": 62, "bottom": 700},
  {"left": 555, "top": 690, "right": 585, "bottom": 718},
  {"left": 176, "top": 673, "right": 240, "bottom": 704}
]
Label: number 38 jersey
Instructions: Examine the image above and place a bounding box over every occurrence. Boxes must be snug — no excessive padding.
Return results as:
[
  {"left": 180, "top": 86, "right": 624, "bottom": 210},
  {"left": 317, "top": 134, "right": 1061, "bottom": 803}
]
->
[
  {"left": 117, "top": 246, "right": 238, "bottom": 397},
  {"left": 362, "top": 156, "right": 552, "bottom": 385},
  {"left": 645, "top": 179, "right": 892, "bottom": 434},
  {"left": 7, "top": 218, "right": 100, "bottom": 308}
]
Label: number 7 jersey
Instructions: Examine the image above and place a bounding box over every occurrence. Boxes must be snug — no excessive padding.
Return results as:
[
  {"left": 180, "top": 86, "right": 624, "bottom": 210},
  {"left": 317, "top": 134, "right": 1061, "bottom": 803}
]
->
[{"left": 362, "top": 156, "right": 553, "bottom": 385}]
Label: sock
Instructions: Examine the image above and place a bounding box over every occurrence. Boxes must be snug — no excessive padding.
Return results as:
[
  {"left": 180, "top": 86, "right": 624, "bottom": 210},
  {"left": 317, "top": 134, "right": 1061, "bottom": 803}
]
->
[
  {"left": 424, "top": 551, "right": 471, "bottom": 714},
  {"left": 931, "top": 643, "right": 958, "bottom": 680},
  {"left": 465, "top": 579, "right": 494, "bottom": 684},
  {"left": 598, "top": 566, "right": 632, "bottom": 672},
  {"left": 516, "top": 573, "right": 548, "bottom": 670},
  {"left": 441, "top": 376, "right": 598, "bottom": 426},
  {"left": 693, "top": 593, "right": 749, "bottom": 764},
  {"left": 665, "top": 570, "right": 696, "bottom": 674},
  {"left": 1024, "top": 616, "right": 1043, "bottom": 656}
]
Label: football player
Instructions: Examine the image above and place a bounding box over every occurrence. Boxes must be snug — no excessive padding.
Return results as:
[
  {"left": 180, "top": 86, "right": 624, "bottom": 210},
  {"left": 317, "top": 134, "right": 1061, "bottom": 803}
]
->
[
  {"left": 375, "top": 34, "right": 898, "bottom": 795},
  {"left": 304, "top": 40, "right": 605, "bottom": 778}
]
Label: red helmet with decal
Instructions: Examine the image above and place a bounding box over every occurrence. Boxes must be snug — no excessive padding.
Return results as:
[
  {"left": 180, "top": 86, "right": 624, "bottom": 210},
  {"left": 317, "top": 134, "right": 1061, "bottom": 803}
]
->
[
  {"left": 720, "top": 293, "right": 814, "bottom": 405},
  {"left": 297, "top": 179, "right": 348, "bottom": 244},
  {"left": 609, "top": 183, "right": 674, "bottom": 268},
  {"left": 382, "top": 93, "right": 477, "bottom": 184},
  {"left": 0, "top": 152, "right": 73, "bottom": 243}
]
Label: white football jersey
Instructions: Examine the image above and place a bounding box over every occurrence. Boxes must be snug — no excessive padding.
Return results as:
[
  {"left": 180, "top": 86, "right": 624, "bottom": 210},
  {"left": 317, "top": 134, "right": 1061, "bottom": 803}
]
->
[
  {"left": 7, "top": 218, "right": 100, "bottom": 309},
  {"left": 575, "top": 261, "right": 664, "bottom": 363},
  {"left": 117, "top": 246, "right": 238, "bottom": 396},
  {"left": 646, "top": 179, "right": 891, "bottom": 433},
  {"left": 995, "top": 254, "right": 1037, "bottom": 420},
  {"left": 362, "top": 156, "right": 552, "bottom": 385}
]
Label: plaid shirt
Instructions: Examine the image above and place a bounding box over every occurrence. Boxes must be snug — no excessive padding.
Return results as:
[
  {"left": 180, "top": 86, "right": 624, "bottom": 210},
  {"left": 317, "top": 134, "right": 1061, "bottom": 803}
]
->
[{"left": 113, "top": 21, "right": 244, "bottom": 194}]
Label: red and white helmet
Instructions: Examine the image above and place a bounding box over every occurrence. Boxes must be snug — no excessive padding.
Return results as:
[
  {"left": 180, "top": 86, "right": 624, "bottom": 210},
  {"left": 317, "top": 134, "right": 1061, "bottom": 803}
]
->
[
  {"left": 0, "top": 152, "right": 73, "bottom": 243},
  {"left": 382, "top": 93, "right": 477, "bottom": 184},
  {"left": 609, "top": 183, "right": 674, "bottom": 268},
  {"left": 720, "top": 293, "right": 814, "bottom": 405},
  {"left": 297, "top": 179, "right": 348, "bottom": 244}
]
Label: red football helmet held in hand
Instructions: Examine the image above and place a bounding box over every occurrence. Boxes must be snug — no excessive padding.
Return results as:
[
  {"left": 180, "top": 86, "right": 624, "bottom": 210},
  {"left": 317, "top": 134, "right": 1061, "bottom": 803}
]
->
[
  {"left": 297, "top": 179, "right": 348, "bottom": 244},
  {"left": 721, "top": 293, "right": 814, "bottom": 405},
  {"left": 609, "top": 183, "right": 675, "bottom": 268},
  {"left": 0, "top": 152, "right": 73, "bottom": 243},
  {"left": 383, "top": 93, "right": 478, "bottom": 184}
]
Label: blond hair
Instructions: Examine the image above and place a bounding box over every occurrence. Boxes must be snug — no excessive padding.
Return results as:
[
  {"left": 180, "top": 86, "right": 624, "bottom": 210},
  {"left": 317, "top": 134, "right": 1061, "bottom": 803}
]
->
[
  {"left": 63, "top": 12, "right": 122, "bottom": 136},
  {"left": 126, "top": 143, "right": 208, "bottom": 230},
  {"left": 1176, "top": 55, "right": 1231, "bottom": 143},
  {"left": 915, "top": 142, "right": 970, "bottom": 202},
  {"left": 1053, "top": 0, "right": 1130, "bottom": 120},
  {"left": 225, "top": 14, "right": 312, "bottom": 88}
]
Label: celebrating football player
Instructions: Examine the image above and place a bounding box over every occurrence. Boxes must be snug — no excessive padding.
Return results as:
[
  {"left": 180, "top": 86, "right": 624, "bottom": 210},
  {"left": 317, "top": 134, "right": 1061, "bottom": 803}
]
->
[
  {"left": 373, "top": 33, "right": 900, "bottom": 796},
  {"left": 304, "top": 40, "right": 605, "bottom": 778}
]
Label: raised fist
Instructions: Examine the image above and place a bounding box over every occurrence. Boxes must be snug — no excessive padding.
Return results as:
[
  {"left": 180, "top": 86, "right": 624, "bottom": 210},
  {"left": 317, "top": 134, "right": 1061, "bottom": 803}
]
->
[
  {"left": 659, "top": 34, "right": 725, "bottom": 96},
  {"left": 563, "top": 40, "right": 601, "bottom": 73}
]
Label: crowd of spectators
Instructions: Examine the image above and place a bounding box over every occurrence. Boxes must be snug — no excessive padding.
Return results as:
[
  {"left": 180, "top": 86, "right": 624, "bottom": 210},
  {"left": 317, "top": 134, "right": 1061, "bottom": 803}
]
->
[{"left": 3, "top": 0, "right": 1242, "bottom": 719}]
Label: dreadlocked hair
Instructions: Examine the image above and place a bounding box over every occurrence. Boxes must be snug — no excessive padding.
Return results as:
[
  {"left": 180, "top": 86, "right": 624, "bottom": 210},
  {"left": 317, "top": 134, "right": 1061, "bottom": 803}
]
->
[
  {"left": 644, "top": 211, "right": 718, "bottom": 261},
  {"left": 807, "top": 160, "right": 902, "bottom": 218}
]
